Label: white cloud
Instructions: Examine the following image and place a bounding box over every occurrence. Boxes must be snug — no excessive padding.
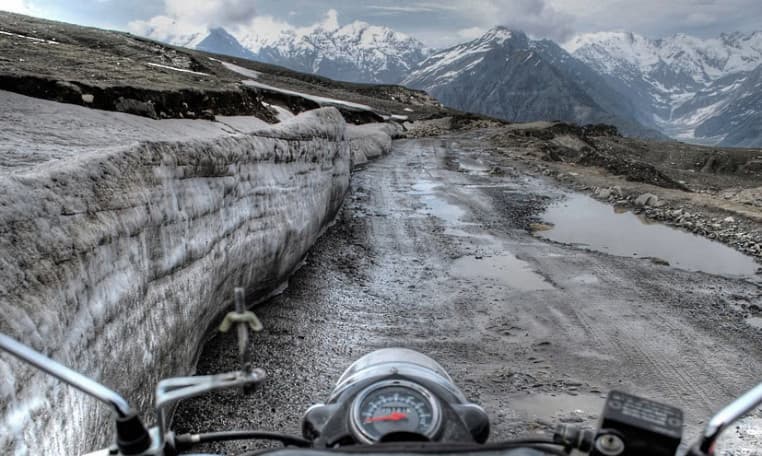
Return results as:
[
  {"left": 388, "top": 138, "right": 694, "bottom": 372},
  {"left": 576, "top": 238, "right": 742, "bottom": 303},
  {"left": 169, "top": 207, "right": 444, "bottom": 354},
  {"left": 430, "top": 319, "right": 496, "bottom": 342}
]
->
[
  {"left": 442, "top": 0, "right": 575, "bottom": 42},
  {"left": 128, "top": 15, "right": 204, "bottom": 44},
  {"left": 164, "top": 0, "right": 257, "bottom": 27},
  {"left": 549, "top": 0, "right": 762, "bottom": 38},
  {"left": 0, "top": 0, "right": 38, "bottom": 15},
  {"left": 457, "top": 27, "right": 487, "bottom": 41},
  {"left": 129, "top": 0, "right": 259, "bottom": 36},
  {"left": 367, "top": 4, "right": 458, "bottom": 14}
]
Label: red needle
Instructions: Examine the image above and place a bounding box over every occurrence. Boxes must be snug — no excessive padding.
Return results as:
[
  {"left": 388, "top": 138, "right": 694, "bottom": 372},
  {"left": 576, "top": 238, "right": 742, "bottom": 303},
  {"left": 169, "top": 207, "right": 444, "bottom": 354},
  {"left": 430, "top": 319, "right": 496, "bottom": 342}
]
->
[{"left": 364, "top": 412, "right": 408, "bottom": 423}]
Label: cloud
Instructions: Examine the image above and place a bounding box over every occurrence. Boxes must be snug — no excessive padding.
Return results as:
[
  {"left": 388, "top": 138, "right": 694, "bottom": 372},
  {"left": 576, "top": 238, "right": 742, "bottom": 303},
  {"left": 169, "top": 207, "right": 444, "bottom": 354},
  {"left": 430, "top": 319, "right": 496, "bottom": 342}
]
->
[
  {"left": 164, "top": 0, "right": 257, "bottom": 27},
  {"left": 366, "top": 4, "right": 458, "bottom": 14},
  {"left": 129, "top": 0, "right": 258, "bottom": 36},
  {"left": 550, "top": 0, "right": 762, "bottom": 38},
  {"left": 1, "top": 0, "right": 38, "bottom": 15},
  {"left": 128, "top": 15, "right": 203, "bottom": 44},
  {"left": 456, "top": 26, "right": 488, "bottom": 41},
  {"left": 449, "top": 0, "right": 575, "bottom": 42}
]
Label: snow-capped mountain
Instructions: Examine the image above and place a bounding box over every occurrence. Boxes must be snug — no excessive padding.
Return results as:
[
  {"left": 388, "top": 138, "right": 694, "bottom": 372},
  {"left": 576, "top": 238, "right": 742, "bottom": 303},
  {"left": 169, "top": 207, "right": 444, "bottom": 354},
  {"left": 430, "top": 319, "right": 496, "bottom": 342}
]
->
[
  {"left": 235, "top": 18, "right": 430, "bottom": 84},
  {"left": 566, "top": 31, "right": 762, "bottom": 146},
  {"left": 136, "top": 13, "right": 429, "bottom": 85},
  {"left": 403, "top": 27, "right": 657, "bottom": 137}
]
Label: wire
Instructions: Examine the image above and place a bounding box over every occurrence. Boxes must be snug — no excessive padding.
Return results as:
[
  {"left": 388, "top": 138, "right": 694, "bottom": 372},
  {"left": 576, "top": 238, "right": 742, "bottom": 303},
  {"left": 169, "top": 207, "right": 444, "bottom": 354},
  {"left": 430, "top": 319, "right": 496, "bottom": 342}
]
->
[{"left": 175, "top": 430, "right": 312, "bottom": 449}]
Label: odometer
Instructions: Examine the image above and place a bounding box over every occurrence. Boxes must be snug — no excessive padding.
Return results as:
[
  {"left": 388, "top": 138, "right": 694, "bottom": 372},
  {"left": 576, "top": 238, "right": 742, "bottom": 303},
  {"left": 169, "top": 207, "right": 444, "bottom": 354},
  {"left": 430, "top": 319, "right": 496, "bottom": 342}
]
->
[{"left": 350, "top": 380, "right": 441, "bottom": 443}]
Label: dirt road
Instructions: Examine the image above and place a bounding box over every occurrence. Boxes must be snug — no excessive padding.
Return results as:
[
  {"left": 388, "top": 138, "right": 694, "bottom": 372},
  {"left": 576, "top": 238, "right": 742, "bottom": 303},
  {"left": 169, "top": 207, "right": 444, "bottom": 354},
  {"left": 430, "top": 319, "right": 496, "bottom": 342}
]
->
[{"left": 174, "top": 132, "right": 762, "bottom": 454}]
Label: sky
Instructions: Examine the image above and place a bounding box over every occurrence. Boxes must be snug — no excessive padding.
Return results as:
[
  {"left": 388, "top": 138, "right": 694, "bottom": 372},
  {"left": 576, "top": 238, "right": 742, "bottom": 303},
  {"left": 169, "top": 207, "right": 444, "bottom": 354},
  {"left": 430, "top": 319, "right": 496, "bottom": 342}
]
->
[{"left": 2, "top": 0, "right": 762, "bottom": 47}]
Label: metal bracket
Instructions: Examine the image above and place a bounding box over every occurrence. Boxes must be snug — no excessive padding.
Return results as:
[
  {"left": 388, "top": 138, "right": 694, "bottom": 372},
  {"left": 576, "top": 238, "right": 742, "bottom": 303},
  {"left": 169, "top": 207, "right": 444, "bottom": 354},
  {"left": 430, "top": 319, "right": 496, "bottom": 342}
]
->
[{"left": 155, "top": 369, "right": 266, "bottom": 447}]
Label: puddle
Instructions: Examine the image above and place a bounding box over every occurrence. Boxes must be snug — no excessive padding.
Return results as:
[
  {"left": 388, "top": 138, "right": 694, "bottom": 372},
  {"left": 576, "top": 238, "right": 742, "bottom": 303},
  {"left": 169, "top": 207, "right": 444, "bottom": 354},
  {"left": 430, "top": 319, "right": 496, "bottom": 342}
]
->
[
  {"left": 411, "top": 180, "right": 465, "bottom": 225},
  {"left": 450, "top": 254, "right": 554, "bottom": 291},
  {"left": 509, "top": 392, "right": 605, "bottom": 421},
  {"left": 537, "top": 193, "right": 760, "bottom": 278}
]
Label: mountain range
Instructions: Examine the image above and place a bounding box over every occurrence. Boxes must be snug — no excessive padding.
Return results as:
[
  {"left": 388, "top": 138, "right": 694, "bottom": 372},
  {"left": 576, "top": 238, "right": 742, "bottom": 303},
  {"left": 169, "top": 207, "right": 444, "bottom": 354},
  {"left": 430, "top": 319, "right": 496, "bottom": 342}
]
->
[
  {"left": 567, "top": 31, "right": 762, "bottom": 147},
  {"left": 143, "top": 21, "right": 762, "bottom": 147}
]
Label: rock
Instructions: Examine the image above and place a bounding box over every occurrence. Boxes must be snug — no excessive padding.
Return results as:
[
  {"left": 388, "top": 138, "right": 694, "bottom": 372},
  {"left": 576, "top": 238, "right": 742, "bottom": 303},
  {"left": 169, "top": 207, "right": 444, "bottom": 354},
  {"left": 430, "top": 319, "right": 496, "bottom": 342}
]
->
[
  {"left": 56, "top": 80, "right": 82, "bottom": 94},
  {"left": 529, "top": 222, "right": 554, "bottom": 232},
  {"left": 635, "top": 193, "right": 659, "bottom": 207},
  {"left": 595, "top": 188, "right": 612, "bottom": 199},
  {"left": 649, "top": 257, "right": 671, "bottom": 266},
  {"left": 724, "top": 216, "right": 736, "bottom": 223},
  {"left": 81, "top": 93, "right": 94, "bottom": 103},
  {"left": 559, "top": 416, "right": 585, "bottom": 424}
]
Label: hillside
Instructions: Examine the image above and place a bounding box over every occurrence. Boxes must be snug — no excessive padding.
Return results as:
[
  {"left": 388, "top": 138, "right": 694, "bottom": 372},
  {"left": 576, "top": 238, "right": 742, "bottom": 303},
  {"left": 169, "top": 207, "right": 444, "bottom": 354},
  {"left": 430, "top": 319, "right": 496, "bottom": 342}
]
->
[{"left": 0, "top": 11, "right": 446, "bottom": 124}]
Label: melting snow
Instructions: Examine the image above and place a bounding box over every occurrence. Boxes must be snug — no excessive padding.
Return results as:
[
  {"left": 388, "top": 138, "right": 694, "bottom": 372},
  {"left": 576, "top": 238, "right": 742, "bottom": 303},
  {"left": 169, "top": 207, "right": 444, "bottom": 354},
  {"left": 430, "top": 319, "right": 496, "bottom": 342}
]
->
[
  {"left": 0, "top": 30, "right": 58, "bottom": 44},
  {"left": 214, "top": 59, "right": 262, "bottom": 79},
  {"left": 242, "top": 80, "right": 373, "bottom": 111},
  {"left": 145, "top": 63, "right": 208, "bottom": 76}
]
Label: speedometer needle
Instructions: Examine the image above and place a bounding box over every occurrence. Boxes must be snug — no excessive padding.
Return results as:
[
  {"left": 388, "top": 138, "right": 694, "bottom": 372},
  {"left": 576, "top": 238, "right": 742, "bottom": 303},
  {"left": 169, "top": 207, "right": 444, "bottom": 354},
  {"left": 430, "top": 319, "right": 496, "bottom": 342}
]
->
[{"left": 364, "top": 412, "right": 408, "bottom": 423}]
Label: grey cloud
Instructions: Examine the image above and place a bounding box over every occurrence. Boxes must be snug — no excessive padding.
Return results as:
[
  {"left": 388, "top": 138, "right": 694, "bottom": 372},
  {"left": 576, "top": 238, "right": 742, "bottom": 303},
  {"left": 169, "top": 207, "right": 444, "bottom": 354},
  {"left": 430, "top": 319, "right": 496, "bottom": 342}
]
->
[
  {"left": 164, "top": 0, "right": 258, "bottom": 27},
  {"left": 452, "top": 0, "right": 576, "bottom": 42}
]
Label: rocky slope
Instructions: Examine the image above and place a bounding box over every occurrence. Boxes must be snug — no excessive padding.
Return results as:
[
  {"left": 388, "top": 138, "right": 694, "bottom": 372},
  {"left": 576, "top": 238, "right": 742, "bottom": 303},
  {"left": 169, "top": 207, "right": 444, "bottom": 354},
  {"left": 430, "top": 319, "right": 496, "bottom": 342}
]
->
[
  {"left": 567, "top": 31, "right": 762, "bottom": 147},
  {"left": 402, "top": 28, "right": 657, "bottom": 138},
  {"left": 0, "top": 11, "right": 445, "bottom": 123}
]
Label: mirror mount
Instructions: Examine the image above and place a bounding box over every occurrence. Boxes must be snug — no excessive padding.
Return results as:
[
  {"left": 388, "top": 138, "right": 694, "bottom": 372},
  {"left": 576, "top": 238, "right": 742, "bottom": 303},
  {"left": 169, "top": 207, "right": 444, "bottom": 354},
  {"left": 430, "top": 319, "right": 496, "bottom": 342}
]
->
[{"left": 691, "top": 381, "right": 762, "bottom": 455}]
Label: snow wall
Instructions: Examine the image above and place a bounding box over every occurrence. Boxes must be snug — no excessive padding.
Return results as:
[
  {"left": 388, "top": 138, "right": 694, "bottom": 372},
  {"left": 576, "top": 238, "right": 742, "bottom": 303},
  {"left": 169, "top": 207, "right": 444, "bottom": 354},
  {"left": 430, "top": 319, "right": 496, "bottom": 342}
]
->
[{"left": 0, "top": 106, "right": 374, "bottom": 455}]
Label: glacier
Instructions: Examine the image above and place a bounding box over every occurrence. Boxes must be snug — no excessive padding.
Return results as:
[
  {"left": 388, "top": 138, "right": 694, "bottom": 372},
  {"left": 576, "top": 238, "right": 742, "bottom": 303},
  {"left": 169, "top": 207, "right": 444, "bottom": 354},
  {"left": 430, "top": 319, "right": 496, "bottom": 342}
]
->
[{"left": 0, "top": 90, "right": 394, "bottom": 455}]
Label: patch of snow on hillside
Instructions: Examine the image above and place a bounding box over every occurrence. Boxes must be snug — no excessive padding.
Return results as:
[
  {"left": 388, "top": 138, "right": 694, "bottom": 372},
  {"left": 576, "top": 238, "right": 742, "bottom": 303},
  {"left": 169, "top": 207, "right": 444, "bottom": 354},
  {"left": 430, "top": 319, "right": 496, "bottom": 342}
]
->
[
  {"left": 217, "top": 60, "right": 262, "bottom": 79},
  {"left": 145, "top": 63, "right": 208, "bottom": 76},
  {"left": 242, "top": 80, "right": 373, "bottom": 111},
  {"left": 0, "top": 30, "right": 58, "bottom": 44}
]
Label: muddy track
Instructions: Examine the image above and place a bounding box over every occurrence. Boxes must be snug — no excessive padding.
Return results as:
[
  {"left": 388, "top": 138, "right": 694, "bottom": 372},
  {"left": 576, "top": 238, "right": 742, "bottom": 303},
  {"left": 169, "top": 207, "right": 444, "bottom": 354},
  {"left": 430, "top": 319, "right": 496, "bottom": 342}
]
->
[{"left": 173, "top": 132, "right": 762, "bottom": 455}]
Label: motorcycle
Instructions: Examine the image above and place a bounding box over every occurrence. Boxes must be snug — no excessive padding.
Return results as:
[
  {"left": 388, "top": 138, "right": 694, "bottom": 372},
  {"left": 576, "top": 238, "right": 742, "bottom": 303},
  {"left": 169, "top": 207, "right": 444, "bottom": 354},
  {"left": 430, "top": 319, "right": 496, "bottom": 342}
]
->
[{"left": 1, "top": 289, "right": 761, "bottom": 456}]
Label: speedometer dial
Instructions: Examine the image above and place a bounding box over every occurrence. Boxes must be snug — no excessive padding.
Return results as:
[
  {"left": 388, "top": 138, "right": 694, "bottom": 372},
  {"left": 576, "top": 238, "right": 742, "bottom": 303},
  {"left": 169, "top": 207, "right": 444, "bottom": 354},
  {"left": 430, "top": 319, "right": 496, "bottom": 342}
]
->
[{"left": 350, "top": 380, "right": 441, "bottom": 443}]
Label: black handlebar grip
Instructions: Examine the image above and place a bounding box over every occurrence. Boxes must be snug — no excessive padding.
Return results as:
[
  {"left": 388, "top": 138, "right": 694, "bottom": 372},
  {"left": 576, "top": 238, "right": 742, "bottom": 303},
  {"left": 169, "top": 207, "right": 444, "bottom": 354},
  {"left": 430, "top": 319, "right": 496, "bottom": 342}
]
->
[{"left": 115, "top": 413, "right": 152, "bottom": 455}]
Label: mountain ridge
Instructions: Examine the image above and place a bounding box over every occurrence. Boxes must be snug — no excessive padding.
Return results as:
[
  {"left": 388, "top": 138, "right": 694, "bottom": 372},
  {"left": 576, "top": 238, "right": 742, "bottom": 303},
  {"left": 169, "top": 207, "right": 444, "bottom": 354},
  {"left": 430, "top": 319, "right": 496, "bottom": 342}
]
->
[
  {"left": 140, "top": 21, "right": 762, "bottom": 146},
  {"left": 567, "top": 30, "right": 762, "bottom": 146},
  {"left": 403, "top": 27, "right": 660, "bottom": 138}
]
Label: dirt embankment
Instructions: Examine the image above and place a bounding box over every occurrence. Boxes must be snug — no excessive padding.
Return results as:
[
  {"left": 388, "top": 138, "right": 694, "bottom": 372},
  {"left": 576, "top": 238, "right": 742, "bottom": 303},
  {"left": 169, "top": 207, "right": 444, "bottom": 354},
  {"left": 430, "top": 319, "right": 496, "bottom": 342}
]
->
[{"left": 487, "top": 122, "right": 762, "bottom": 262}]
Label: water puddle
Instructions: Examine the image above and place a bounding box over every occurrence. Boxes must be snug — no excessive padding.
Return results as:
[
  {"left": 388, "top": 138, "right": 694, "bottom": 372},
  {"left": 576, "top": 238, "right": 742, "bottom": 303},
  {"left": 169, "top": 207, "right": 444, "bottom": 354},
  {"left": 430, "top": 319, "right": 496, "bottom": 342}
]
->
[
  {"left": 450, "top": 254, "right": 554, "bottom": 291},
  {"left": 411, "top": 180, "right": 466, "bottom": 225},
  {"left": 536, "top": 193, "right": 760, "bottom": 278}
]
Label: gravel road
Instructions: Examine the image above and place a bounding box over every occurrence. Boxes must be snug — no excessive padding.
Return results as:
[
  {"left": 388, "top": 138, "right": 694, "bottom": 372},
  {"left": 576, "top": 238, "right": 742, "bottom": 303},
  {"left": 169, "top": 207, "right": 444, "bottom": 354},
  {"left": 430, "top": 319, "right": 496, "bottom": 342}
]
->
[{"left": 173, "top": 132, "right": 762, "bottom": 455}]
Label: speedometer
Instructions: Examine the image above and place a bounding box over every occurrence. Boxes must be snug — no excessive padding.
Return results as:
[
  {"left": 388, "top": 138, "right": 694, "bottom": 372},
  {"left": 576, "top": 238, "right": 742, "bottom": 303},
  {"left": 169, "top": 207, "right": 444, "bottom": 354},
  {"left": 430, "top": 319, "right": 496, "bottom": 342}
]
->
[{"left": 350, "top": 379, "right": 442, "bottom": 443}]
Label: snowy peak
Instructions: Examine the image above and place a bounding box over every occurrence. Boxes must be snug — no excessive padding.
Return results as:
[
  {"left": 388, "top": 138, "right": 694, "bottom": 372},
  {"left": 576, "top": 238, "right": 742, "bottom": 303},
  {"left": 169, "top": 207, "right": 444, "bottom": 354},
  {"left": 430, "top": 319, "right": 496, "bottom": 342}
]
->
[
  {"left": 566, "top": 30, "right": 762, "bottom": 146},
  {"left": 232, "top": 19, "right": 429, "bottom": 84},
  {"left": 405, "top": 27, "right": 530, "bottom": 88},
  {"left": 568, "top": 30, "right": 762, "bottom": 82}
]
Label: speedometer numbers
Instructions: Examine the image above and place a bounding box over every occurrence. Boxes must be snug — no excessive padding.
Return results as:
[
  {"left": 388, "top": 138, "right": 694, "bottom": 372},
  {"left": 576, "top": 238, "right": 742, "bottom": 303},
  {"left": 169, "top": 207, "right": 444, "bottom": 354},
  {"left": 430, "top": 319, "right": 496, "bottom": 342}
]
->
[{"left": 350, "top": 380, "right": 441, "bottom": 443}]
